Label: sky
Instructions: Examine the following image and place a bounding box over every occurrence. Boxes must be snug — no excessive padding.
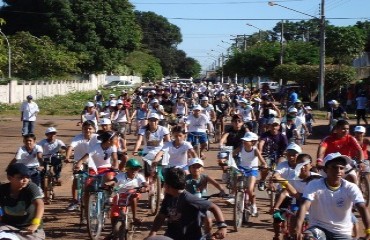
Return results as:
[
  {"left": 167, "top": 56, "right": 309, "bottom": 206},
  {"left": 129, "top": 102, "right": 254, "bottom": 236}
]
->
[{"left": 132, "top": 0, "right": 370, "bottom": 71}]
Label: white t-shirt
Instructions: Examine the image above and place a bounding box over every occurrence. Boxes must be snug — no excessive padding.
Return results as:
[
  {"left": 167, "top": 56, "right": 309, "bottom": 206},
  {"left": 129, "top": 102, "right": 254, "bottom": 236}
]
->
[
  {"left": 186, "top": 114, "right": 210, "bottom": 133},
  {"left": 38, "top": 139, "right": 66, "bottom": 157},
  {"left": 275, "top": 160, "right": 296, "bottom": 180},
  {"left": 201, "top": 104, "right": 214, "bottom": 120},
  {"left": 138, "top": 126, "right": 170, "bottom": 154},
  {"left": 15, "top": 145, "right": 43, "bottom": 167},
  {"left": 113, "top": 109, "right": 128, "bottom": 123},
  {"left": 236, "top": 105, "right": 253, "bottom": 122},
  {"left": 88, "top": 143, "right": 117, "bottom": 169},
  {"left": 303, "top": 178, "right": 364, "bottom": 236},
  {"left": 161, "top": 141, "right": 193, "bottom": 167},
  {"left": 70, "top": 133, "right": 99, "bottom": 161},
  {"left": 239, "top": 146, "right": 258, "bottom": 168},
  {"left": 149, "top": 105, "right": 165, "bottom": 120},
  {"left": 290, "top": 172, "right": 321, "bottom": 194},
  {"left": 20, "top": 101, "right": 39, "bottom": 121},
  {"left": 115, "top": 172, "right": 146, "bottom": 194}
]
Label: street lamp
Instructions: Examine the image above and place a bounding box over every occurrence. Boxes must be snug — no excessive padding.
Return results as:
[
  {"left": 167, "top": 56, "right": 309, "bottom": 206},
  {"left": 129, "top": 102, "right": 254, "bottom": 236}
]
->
[
  {"left": 211, "top": 49, "right": 225, "bottom": 83},
  {"left": 269, "top": 1, "right": 325, "bottom": 108},
  {"left": 246, "top": 23, "right": 263, "bottom": 41},
  {"left": 0, "top": 28, "right": 11, "bottom": 79}
]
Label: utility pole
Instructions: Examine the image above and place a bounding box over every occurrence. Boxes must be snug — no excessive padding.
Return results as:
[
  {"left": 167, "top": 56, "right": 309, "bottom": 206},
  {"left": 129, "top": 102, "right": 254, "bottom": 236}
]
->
[
  {"left": 279, "top": 20, "right": 284, "bottom": 65},
  {"left": 244, "top": 34, "right": 247, "bottom": 51},
  {"left": 318, "top": 0, "right": 326, "bottom": 109}
]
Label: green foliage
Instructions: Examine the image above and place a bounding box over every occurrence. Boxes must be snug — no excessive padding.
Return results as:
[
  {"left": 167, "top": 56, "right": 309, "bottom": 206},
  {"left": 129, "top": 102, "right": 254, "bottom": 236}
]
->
[
  {"left": 7, "top": 32, "right": 81, "bottom": 79},
  {"left": 125, "top": 51, "right": 163, "bottom": 80},
  {"left": 355, "top": 20, "right": 370, "bottom": 52},
  {"left": 284, "top": 41, "right": 320, "bottom": 65},
  {"left": 326, "top": 26, "right": 366, "bottom": 64},
  {"left": 177, "top": 57, "right": 202, "bottom": 78}
]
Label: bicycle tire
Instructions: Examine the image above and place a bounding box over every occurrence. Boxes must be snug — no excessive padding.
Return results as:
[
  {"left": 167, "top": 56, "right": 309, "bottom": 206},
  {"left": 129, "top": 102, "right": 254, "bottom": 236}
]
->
[
  {"left": 359, "top": 173, "right": 370, "bottom": 207},
  {"left": 86, "top": 192, "right": 103, "bottom": 240},
  {"left": 149, "top": 176, "right": 161, "bottom": 215},
  {"left": 113, "top": 217, "right": 128, "bottom": 240},
  {"left": 43, "top": 175, "right": 53, "bottom": 204},
  {"left": 233, "top": 191, "right": 244, "bottom": 231}
]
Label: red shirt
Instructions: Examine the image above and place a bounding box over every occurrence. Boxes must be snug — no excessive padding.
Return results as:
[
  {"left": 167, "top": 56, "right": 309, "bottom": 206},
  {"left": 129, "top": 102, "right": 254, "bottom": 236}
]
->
[
  {"left": 361, "top": 141, "right": 369, "bottom": 160},
  {"left": 320, "top": 134, "right": 362, "bottom": 159}
]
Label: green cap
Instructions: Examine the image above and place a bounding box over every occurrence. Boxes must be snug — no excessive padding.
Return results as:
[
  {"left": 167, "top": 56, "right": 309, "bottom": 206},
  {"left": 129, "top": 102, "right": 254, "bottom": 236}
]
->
[{"left": 126, "top": 158, "right": 142, "bottom": 169}]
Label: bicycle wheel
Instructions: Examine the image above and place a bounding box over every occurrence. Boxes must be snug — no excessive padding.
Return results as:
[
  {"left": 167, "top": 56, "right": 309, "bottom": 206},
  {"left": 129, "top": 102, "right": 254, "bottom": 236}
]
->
[
  {"left": 43, "top": 174, "right": 53, "bottom": 205},
  {"left": 149, "top": 175, "right": 161, "bottom": 215},
  {"left": 86, "top": 192, "right": 104, "bottom": 240},
  {"left": 113, "top": 215, "right": 128, "bottom": 240},
  {"left": 233, "top": 191, "right": 245, "bottom": 231},
  {"left": 359, "top": 174, "right": 370, "bottom": 207}
]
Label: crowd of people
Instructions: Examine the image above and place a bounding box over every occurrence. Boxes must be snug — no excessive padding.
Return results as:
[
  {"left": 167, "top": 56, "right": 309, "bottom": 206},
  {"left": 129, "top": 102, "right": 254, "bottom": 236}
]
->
[{"left": 0, "top": 80, "right": 369, "bottom": 240}]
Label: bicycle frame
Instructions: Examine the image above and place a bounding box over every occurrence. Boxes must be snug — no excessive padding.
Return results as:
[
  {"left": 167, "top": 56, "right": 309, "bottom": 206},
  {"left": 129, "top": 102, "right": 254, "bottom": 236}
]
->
[{"left": 142, "top": 155, "right": 163, "bottom": 215}]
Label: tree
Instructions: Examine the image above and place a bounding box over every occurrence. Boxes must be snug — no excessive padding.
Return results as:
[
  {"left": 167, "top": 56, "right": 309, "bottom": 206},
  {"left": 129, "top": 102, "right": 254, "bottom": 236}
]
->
[
  {"left": 124, "top": 51, "right": 163, "bottom": 80},
  {"left": 355, "top": 20, "right": 370, "bottom": 52},
  {"left": 176, "top": 57, "right": 202, "bottom": 78},
  {"left": 1, "top": 0, "right": 142, "bottom": 73},
  {"left": 326, "top": 26, "right": 366, "bottom": 65}
]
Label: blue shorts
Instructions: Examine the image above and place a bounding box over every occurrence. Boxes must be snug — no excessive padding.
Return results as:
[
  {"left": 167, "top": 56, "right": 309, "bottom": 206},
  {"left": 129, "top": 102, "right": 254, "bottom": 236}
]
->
[
  {"left": 187, "top": 132, "right": 208, "bottom": 145},
  {"left": 238, "top": 166, "right": 259, "bottom": 177}
]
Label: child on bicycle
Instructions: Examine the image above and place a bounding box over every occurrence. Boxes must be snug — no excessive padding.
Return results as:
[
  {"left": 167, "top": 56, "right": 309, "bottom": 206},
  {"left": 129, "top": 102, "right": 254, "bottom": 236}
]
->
[
  {"left": 104, "top": 158, "right": 148, "bottom": 229},
  {"left": 185, "top": 158, "right": 226, "bottom": 239},
  {"left": 234, "top": 132, "right": 267, "bottom": 216}
]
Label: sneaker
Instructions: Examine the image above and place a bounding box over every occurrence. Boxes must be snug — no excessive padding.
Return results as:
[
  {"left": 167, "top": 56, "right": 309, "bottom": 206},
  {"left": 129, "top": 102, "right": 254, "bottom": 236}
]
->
[
  {"left": 67, "top": 202, "right": 79, "bottom": 211},
  {"left": 226, "top": 198, "right": 235, "bottom": 205},
  {"left": 251, "top": 204, "right": 258, "bottom": 217},
  {"left": 258, "top": 181, "right": 266, "bottom": 191}
]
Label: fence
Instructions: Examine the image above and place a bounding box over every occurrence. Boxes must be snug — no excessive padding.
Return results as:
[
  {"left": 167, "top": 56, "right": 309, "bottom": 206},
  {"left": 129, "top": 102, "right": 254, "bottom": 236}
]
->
[{"left": 0, "top": 74, "right": 106, "bottom": 104}]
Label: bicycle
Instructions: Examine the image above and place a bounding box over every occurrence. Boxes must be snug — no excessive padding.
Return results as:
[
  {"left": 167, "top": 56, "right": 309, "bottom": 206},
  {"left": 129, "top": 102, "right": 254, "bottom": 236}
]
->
[
  {"left": 187, "top": 132, "right": 209, "bottom": 158},
  {"left": 42, "top": 152, "right": 65, "bottom": 204},
  {"left": 85, "top": 171, "right": 114, "bottom": 240},
  {"left": 74, "top": 170, "right": 89, "bottom": 225},
  {"left": 352, "top": 160, "right": 370, "bottom": 207},
  {"left": 232, "top": 166, "right": 258, "bottom": 232},
  {"left": 274, "top": 204, "right": 309, "bottom": 240},
  {"left": 111, "top": 186, "right": 142, "bottom": 240},
  {"left": 142, "top": 153, "right": 163, "bottom": 216}
]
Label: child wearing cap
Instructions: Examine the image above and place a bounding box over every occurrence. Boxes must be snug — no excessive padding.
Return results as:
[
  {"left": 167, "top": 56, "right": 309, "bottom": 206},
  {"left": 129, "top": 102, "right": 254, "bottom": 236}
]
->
[
  {"left": 0, "top": 163, "right": 45, "bottom": 239},
  {"left": 131, "top": 100, "right": 149, "bottom": 135},
  {"left": 80, "top": 102, "right": 100, "bottom": 128},
  {"left": 354, "top": 126, "right": 369, "bottom": 161},
  {"left": 304, "top": 106, "right": 315, "bottom": 135},
  {"left": 185, "top": 158, "right": 226, "bottom": 238},
  {"left": 104, "top": 158, "right": 148, "bottom": 231},
  {"left": 111, "top": 99, "right": 130, "bottom": 136}
]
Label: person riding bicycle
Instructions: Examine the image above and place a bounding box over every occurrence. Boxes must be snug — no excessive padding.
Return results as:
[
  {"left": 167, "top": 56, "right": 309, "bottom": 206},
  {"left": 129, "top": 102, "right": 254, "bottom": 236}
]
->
[
  {"left": 148, "top": 99, "right": 168, "bottom": 127},
  {"left": 258, "top": 118, "right": 288, "bottom": 191},
  {"left": 80, "top": 102, "right": 100, "bottom": 128},
  {"left": 152, "top": 126, "right": 196, "bottom": 174},
  {"left": 200, "top": 97, "right": 216, "bottom": 123},
  {"left": 233, "top": 132, "right": 267, "bottom": 216},
  {"left": 213, "top": 92, "right": 230, "bottom": 135},
  {"left": 111, "top": 99, "right": 130, "bottom": 136},
  {"left": 65, "top": 120, "right": 98, "bottom": 211},
  {"left": 93, "top": 90, "right": 104, "bottom": 111},
  {"left": 326, "top": 100, "right": 348, "bottom": 132},
  {"left": 11, "top": 134, "right": 44, "bottom": 188},
  {"left": 295, "top": 153, "right": 370, "bottom": 240},
  {"left": 104, "top": 158, "right": 149, "bottom": 230},
  {"left": 0, "top": 163, "right": 45, "bottom": 240},
  {"left": 259, "top": 96, "right": 281, "bottom": 134},
  {"left": 38, "top": 127, "right": 66, "bottom": 186},
  {"left": 185, "top": 158, "right": 226, "bottom": 239},
  {"left": 234, "top": 98, "right": 256, "bottom": 132},
  {"left": 146, "top": 167, "right": 227, "bottom": 240},
  {"left": 354, "top": 126, "right": 369, "bottom": 161},
  {"left": 185, "top": 105, "right": 212, "bottom": 160}
]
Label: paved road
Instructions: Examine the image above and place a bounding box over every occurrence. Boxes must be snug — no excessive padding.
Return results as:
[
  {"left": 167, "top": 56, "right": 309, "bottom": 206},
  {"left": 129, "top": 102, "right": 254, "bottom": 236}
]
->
[{"left": 0, "top": 116, "right": 363, "bottom": 239}]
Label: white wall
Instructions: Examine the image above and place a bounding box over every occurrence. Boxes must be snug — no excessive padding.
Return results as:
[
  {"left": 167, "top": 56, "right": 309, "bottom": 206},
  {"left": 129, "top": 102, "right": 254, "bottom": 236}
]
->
[
  {"left": 0, "top": 74, "right": 106, "bottom": 104},
  {"left": 105, "top": 75, "right": 142, "bottom": 85}
]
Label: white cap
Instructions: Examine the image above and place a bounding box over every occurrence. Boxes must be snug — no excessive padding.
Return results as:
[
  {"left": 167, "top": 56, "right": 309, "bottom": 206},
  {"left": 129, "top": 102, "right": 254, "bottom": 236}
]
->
[
  {"left": 288, "top": 107, "right": 298, "bottom": 113},
  {"left": 100, "top": 118, "right": 112, "bottom": 125},
  {"left": 117, "top": 99, "right": 123, "bottom": 105},
  {"left": 97, "top": 90, "right": 101, "bottom": 93},
  {"left": 305, "top": 106, "right": 312, "bottom": 110},
  {"left": 201, "top": 97, "right": 209, "bottom": 101},
  {"left": 121, "top": 90, "right": 127, "bottom": 93},
  {"left": 294, "top": 99, "right": 302, "bottom": 103},
  {"left": 188, "top": 158, "right": 204, "bottom": 167},
  {"left": 354, "top": 126, "right": 366, "bottom": 133},
  {"left": 328, "top": 100, "right": 339, "bottom": 105},
  {"left": 150, "top": 99, "right": 159, "bottom": 104},
  {"left": 109, "top": 93, "right": 116, "bottom": 98},
  {"left": 218, "top": 152, "right": 228, "bottom": 159},
  {"left": 86, "top": 102, "right": 94, "bottom": 107},
  {"left": 45, "top": 127, "right": 57, "bottom": 134},
  {"left": 269, "top": 109, "right": 278, "bottom": 117},
  {"left": 241, "top": 132, "right": 259, "bottom": 141},
  {"left": 238, "top": 98, "right": 249, "bottom": 105},
  {"left": 192, "top": 105, "right": 203, "bottom": 111},
  {"left": 150, "top": 90, "right": 156, "bottom": 94},
  {"left": 219, "top": 92, "right": 226, "bottom": 95},
  {"left": 323, "top": 152, "right": 351, "bottom": 166},
  {"left": 148, "top": 113, "right": 160, "bottom": 119},
  {"left": 286, "top": 143, "right": 302, "bottom": 154},
  {"left": 267, "top": 118, "right": 281, "bottom": 125}
]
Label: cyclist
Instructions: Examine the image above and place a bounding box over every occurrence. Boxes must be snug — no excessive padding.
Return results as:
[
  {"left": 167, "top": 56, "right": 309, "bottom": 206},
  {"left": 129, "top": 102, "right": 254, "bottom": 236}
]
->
[
  {"left": 355, "top": 91, "right": 369, "bottom": 126},
  {"left": 354, "top": 126, "right": 369, "bottom": 161},
  {"left": 11, "top": 134, "right": 43, "bottom": 187},
  {"left": 130, "top": 99, "right": 149, "bottom": 135},
  {"left": 147, "top": 167, "right": 227, "bottom": 240},
  {"left": 105, "top": 158, "right": 148, "bottom": 228},
  {"left": 326, "top": 100, "right": 348, "bottom": 132},
  {"left": 295, "top": 153, "right": 370, "bottom": 240},
  {"left": 152, "top": 126, "right": 196, "bottom": 174},
  {"left": 259, "top": 96, "right": 281, "bottom": 134},
  {"left": 0, "top": 163, "right": 45, "bottom": 240},
  {"left": 234, "top": 98, "right": 255, "bottom": 132},
  {"left": 148, "top": 99, "right": 168, "bottom": 127},
  {"left": 258, "top": 118, "right": 288, "bottom": 191},
  {"left": 93, "top": 90, "right": 104, "bottom": 112},
  {"left": 20, "top": 95, "right": 39, "bottom": 136},
  {"left": 65, "top": 120, "right": 98, "bottom": 211},
  {"left": 304, "top": 106, "right": 315, "bottom": 135},
  {"left": 186, "top": 105, "right": 212, "bottom": 159},
  {"left": 160, "top": 92, "right": 174, "bottom": 116},
  {"left": 111, "top": 99, "right": 130, "bottom": 136},
  {"left": 213, "top": 92, "right": 230, "bottom": 135},
  {"left": 234, "top": 132, "right": 267, "bottom": 216},
  {"left": 200, "top": 97, "right": 216, "bottom": 123},
  {"left": 38, "top": 127, "right": 66, "bottom": 186},
  {"left": 185, "top": 158, "right": 226, "bottom": 239},
  {"left": 80, "top": 102, "right": 99, "bottom": 128}
]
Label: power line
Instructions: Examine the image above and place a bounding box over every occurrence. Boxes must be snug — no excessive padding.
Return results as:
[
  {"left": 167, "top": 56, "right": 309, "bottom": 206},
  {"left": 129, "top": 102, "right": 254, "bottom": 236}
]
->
[
  {"left": 169, "top": 17, "right": 369, "bottom": 20},
  {"left": 133, "top": 0, "right": 304, "bottom": 5}
]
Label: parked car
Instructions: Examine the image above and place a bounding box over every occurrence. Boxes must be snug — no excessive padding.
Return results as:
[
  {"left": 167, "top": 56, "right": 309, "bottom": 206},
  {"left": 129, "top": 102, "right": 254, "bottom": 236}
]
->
[
  {"left": 259, "top": 81, "right": 280, "bottom": 93},
  {"left": 102, "top": 80, "right": 136, "bottom": 90}
]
